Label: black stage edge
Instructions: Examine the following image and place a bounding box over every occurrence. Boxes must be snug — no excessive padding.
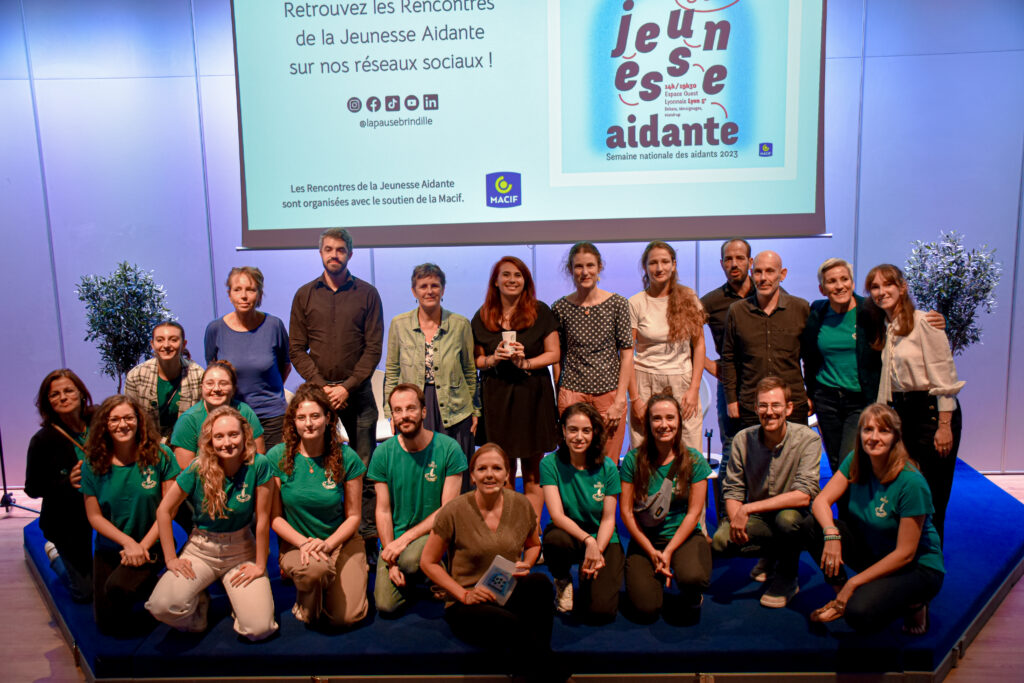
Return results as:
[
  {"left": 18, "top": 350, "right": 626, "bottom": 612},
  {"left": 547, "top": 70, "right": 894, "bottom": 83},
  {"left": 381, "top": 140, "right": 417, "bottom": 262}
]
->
[{"left": 24, "top": 460, "right": 1024, "bottom": 682}]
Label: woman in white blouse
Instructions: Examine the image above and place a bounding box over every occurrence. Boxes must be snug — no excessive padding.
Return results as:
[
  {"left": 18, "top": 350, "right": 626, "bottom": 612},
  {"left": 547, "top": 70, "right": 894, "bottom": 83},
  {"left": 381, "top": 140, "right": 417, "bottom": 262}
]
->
[{"left": 865, "top": 264, "right": 963, "bottom": 541}]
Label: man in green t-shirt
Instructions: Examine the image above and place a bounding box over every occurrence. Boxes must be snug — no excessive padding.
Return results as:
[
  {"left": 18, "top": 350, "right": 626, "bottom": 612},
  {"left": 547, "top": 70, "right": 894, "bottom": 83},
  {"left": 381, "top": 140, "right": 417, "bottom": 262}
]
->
[{"left": 368, "top": 384, "right": 467, "bottom": 614}]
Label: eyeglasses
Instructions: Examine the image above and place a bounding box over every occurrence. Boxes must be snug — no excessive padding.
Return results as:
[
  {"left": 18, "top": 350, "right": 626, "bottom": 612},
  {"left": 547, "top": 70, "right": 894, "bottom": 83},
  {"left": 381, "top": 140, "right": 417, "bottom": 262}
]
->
[
  {"left": 48, "top": 388, "right": 79, "bottom": 400},
  {"left": 203, "top": 380, "right": 233, "bottom": 390},
  {"left": 107, "top": 415, "right": 137, "bottom": 426},
  {"left": 756, "top": 403, "right": 787, "bottom": 413}
]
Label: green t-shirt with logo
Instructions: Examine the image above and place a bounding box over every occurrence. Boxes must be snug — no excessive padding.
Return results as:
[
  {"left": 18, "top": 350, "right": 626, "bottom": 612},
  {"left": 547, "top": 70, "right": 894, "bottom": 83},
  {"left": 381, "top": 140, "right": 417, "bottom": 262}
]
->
[
  {"left": 267, "top": 442, "right": 366, "bottom": 540},
  {"left": 620, "top": 447, "right": 712, "bottom": 541},
  {"left": 540, "top": 452, "right": 621, "bottom": 544},
  {"left": 817, "top": 306, "right": 861, "bottom": 392},
  {"left": 176, "top": 453, "right": 272, "bottom": 532},
  {"left": 839, "top": 454, "right": 944, "bottom": 574},
  {"left": 80, "top": 444, "right": 181, "bottom": 551},
  {"left": 367, "top": 433, "right": 467, "bottom": 538},
  {"left": 169, "top": 400, "right": 264, "bottom": 453}
]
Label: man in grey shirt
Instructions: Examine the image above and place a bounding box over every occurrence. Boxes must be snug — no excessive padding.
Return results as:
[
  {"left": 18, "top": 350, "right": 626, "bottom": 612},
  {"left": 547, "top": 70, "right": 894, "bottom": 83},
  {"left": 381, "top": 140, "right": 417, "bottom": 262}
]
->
[{"left": 712, "top": 376, "right": 821, "bottom": 608}]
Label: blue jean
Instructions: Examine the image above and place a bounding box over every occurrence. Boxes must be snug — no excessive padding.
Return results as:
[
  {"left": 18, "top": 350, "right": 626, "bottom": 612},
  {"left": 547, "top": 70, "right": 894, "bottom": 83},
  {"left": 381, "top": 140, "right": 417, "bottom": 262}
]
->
[
  {"left": 713, "top": 381, "right": 743, "bottom": 520},
  {"left": 338, "top": 379, "right": 379, "bottom": 538}
]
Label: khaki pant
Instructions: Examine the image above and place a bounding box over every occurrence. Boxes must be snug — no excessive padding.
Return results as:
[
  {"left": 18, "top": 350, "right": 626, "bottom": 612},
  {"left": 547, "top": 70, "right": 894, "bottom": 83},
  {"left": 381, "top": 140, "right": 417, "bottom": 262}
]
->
[
  {"left": 557, "top": 388, "right": 628, "bottom": 462},
  {"left": 146, "top": 528, "right": 278, "bottom": 641},
  {"left": 279, "top": 534, "right": 368, "bottom": 626},
  {"left": 628, "top": 370, "right": 703, "bottom": 452}
]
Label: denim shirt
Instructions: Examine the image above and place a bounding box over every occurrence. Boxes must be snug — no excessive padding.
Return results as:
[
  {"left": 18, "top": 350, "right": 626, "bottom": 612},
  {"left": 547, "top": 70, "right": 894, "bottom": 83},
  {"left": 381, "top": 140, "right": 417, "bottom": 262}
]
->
[{"left": 384, "top": 308, "right": 480, "bottom": 427}]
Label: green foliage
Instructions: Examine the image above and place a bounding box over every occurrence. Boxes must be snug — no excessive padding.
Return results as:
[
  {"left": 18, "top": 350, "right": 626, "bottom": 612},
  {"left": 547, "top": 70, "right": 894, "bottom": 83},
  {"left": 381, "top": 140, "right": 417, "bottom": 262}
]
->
[
  {"left": 904, "top": 231, "right": 1001, "bottom": 356},
  {"left": 76, "top": 262, "right": 173, "bottom": 391}
]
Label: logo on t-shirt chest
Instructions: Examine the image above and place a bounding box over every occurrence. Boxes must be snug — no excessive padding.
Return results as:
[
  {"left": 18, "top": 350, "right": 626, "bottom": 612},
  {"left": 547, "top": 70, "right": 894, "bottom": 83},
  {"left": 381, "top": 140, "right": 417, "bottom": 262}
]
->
[
  {"left": 592, "top": 481, "right": 605, "bottom": 502},
  {"left": 874, "top": 496, "right": 889, "bottom": 518},
  {"left": 425, "top": 460, "right": 438, "bottom": 483},
  {"left": 140, "top": 466, "right": 157, "bottom": 490},
  {"left": 235, "top": 481, "right": 251, "bottom": 503}
]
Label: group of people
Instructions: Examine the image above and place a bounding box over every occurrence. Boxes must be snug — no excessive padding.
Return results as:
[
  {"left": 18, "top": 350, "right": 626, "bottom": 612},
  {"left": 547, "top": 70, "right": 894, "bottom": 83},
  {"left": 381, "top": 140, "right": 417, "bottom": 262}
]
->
[{"left": 24, "top": 229, "right": 963, "bottom": 660}]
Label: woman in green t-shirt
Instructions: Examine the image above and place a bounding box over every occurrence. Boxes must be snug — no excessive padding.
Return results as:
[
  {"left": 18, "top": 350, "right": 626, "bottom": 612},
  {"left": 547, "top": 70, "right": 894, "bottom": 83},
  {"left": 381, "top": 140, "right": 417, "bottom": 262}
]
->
[
  {"left": 269, "top": 383, "right": 368, "bottom": 627},
  {"left": 147, "top": 406, "right": 278, "bottom": 641},
  {"left": 806, "top": 403, "right": 944, "bottom": 634},
  {"left": 540, "top": 402, "right": 624, "bottom": 622},
  {"left": 619, "top": 391, "right": 712, "bottom": 623},
  {"left": 81, "top": 395, "right": 180, "bottom": 635}
]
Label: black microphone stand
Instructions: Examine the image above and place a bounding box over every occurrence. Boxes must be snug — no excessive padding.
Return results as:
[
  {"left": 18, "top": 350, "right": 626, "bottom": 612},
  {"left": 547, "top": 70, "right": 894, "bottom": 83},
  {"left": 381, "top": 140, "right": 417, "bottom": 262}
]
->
[{"left": 0, "top": 423, "right": 40, "bottom": 513}]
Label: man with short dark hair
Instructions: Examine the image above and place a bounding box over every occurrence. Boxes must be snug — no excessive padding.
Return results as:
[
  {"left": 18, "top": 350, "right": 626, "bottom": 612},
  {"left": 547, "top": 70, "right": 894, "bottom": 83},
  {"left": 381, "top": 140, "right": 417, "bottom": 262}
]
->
[
  {"left": 289, "top": 228, "right": 384, "bottom": 553},
  {"left": 368, "top": 384, "right": 467, "bottom": 614},
  {"left": 721, "top": 250, "right": 811, "bottom": 427},
  {"left": 711, "top": 376, "right": 821, "bottom": 608}
]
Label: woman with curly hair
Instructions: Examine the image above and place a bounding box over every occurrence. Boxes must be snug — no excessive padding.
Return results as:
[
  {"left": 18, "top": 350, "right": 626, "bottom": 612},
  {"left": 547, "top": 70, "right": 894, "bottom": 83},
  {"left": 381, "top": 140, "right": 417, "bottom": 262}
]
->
[
  {"left": 805, "top": 403, "right": 944, "bottom": 634},
  {"left": 268, "top": 383, "right": 368, "bottom": 627},
  {"left": 25, "top": 369, "right": 96, "bottom": 602},
  {"left": 146, "top": 406, "right": 277, "bottom": 641},
  {"left": 540, "top": 402, "right": 624, "bottom": 622},
  {"left": 80, "top": 395, "right": 180, "bottom": 635},
  {"left": 472, "top": 256, "right": 560, "bottom": 522},
  {"left": 619, "top": 391, "right": 712, "bottom": 623},
  {"left": 628, "top": 241, "right": 706, "bottom": 451}
]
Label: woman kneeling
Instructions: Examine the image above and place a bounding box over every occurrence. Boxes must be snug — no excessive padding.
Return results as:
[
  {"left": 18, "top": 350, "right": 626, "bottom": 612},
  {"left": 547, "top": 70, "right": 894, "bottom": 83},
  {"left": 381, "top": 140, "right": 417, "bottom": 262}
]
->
[
  {"left": 146, "top": 406, "right": 278, "bottom": 641},
  {"left": 805, "top": 403, "right": 944, "bottom": 633},
  {"left": 269, "top": 383, "right": 368, "bottom": 627}
]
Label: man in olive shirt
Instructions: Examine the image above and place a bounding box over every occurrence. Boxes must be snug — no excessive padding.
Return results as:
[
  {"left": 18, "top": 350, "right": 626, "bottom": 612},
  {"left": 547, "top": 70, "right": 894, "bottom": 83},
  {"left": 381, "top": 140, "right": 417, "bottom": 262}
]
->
[
  {"left": 369, "top": 384, "right": 466, "bottom": 615},
  {"left": 290, "top": 227, "right": 384, "bottom": 549},
  {"left": 721, "top": 250, "right": 811, "bottom": 428},
  {"left": 701, "top": 238, "right": 753, "bottom": 518},
  {"left": 712, "top": 377, "right": 821, "bottom": 608}
]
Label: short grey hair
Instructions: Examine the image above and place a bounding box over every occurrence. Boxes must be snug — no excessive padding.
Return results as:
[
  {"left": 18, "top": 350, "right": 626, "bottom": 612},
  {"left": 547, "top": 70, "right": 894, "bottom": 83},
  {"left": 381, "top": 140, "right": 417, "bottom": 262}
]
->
[{"left": 411, "top": 263, "right": 446, "bottom": 288}]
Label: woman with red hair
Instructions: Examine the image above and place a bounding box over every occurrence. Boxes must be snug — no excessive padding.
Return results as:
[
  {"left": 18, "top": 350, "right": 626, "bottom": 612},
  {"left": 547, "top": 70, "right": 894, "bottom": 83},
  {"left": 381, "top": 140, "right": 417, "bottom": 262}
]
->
[{"left": 471, "top": 256, "right": 560, "bottom": 521}]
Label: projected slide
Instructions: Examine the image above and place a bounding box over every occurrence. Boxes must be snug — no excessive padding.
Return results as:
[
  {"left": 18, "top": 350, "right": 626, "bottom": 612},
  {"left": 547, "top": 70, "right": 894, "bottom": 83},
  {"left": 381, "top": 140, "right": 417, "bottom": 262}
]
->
[{"left": 232, "top": 0, "right": 825, "bottom": 248}]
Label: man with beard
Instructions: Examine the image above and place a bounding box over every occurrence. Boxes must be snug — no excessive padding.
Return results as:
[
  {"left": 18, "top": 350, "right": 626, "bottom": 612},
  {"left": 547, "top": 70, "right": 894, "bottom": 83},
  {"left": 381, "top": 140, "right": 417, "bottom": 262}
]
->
[
  {"left": 290, "top": 228, "right": 384, "bottom": 560},
  {"left": 711, "top": 376, "right": 821, "bottom": 608},
  {"left": 368, "top": 384, "right": 467, "bottom": 615}
]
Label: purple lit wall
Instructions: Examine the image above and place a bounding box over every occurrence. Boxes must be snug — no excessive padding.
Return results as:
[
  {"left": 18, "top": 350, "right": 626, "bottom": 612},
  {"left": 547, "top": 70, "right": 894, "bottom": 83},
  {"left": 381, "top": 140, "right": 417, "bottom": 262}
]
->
[{"left": 2, "top": 0, "right": 1023, "bottom": 487}]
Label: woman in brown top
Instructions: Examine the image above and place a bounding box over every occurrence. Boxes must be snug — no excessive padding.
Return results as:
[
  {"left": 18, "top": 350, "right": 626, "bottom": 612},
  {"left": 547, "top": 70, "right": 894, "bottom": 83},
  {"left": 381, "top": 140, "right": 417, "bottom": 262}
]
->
[{"left": 420, "top": 443, "right": 553, "bottom": 658}]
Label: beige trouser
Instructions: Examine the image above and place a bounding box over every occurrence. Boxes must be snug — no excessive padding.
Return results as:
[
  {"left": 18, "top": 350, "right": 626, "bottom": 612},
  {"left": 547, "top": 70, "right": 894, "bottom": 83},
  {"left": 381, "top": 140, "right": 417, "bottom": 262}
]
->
[
  {"left": 558, "top": 388, "right": 628, "bottom": 462},
  {"left": 628, "top": 370, "right": 703, "bottom": 452},
  {"left": 279, "top": 534, "right": 368, "bottom": 626},
  {"left": 146, "top": 527, "right": 278, "bottom": 641}
]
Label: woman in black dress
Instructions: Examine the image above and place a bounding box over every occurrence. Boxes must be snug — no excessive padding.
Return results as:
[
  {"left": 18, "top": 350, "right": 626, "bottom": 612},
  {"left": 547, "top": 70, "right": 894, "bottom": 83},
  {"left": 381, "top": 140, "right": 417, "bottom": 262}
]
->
[
  {"left": 25, "top": 369, "right": 96, "bottom": 602},
  {"left": 472, "top": 256, "right": 560, "bottom": 523}
]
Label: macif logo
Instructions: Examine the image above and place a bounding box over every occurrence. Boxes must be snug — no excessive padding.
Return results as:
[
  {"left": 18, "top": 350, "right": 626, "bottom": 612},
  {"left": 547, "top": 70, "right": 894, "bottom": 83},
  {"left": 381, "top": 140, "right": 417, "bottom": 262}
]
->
[
  {"left": 759, "top": 142, "right": 773, "bottom": 157},
  {"left": 485, "top": 172, "right": 522, "bottom": 208}
]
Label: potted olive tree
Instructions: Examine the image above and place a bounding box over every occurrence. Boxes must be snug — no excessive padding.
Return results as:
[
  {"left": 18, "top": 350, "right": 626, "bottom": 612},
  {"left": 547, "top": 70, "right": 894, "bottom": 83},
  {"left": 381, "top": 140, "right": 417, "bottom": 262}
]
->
[
  {"left": 77, "top": 262, "right": 173, "bottom": 391},
  {"left": 904, "top": 230, "right": 1001, "bottom": 356}
]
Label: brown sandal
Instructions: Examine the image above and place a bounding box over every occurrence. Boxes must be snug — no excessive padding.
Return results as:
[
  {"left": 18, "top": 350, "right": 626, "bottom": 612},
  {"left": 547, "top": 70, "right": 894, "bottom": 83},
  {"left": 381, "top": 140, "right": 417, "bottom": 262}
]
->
[{"left": 810, "top": 599, "right": 846, "bottom": 623}]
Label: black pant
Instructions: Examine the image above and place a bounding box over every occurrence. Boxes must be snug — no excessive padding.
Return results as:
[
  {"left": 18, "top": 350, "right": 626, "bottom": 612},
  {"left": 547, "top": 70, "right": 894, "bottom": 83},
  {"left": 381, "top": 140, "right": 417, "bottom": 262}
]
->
[
  {"left": 46, "top": 524, "right": 94, "bottom": 602},
  {"left": 625, "top": 532, "right": 711, "bottom": 622},
  {"left": 542, "top": 525, "right": 624, "bottom": 623},
  {"left": 711, "top": 508, "right": 806, "bottom": 580},
  {"left": 93, "top": 546, "right": 162, "bottom": 636},
  {"left": 889, "top": 391, "right": 962, "bottom": 542},
  {"left": 337, "top": 380, "right": 379, "bottom": 538},
  {"left": 259, "top": 414, "right": 286, "bottom": 450},
  {"left": 813, "top": 385, "right": 868, "bottom": 519},
  {"left": 801, "top": 515, "right": 944, "bottom": 632},
  {"left": 445, "top": 573, "right": 554, "bottom": 654}
]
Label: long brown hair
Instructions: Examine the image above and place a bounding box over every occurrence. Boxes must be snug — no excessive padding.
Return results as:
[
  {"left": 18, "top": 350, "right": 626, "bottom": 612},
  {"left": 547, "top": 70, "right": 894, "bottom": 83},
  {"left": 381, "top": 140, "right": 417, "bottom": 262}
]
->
[
  {"left": 279, "top": 383, "right": 346, "bottom": 485},
  {"left": 864, "top": 263, "right": 916, "bottom": 345},
  {"left": 36, "top": 368, "right": 94, "bottom": 427},
  {"left": 848, "top": 403, "right": 912, "bottom": 485},
  {"left": 85, "top": 395, "right": 162, "bottom": 476},
  {"left": 479, "top": 256, "right": 539, "bottom": 332},
  {"left": 556, "top": 402, "right": 606, "bottom": 471},
  {"left": 640, "top": 241, "right": 705, "bottom": 342},
  {"left": 195, "top": 405, "right": 256, "bottom": 520},
  {"left": 633, "top": 391, "right": 693, "bottom": 500}
]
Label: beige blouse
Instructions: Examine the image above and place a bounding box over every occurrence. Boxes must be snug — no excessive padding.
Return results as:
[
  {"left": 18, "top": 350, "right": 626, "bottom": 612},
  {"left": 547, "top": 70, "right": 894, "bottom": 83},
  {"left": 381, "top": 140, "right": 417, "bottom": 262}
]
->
[{"left": 878, "top": 310, "right": 965, "bottom": 411}]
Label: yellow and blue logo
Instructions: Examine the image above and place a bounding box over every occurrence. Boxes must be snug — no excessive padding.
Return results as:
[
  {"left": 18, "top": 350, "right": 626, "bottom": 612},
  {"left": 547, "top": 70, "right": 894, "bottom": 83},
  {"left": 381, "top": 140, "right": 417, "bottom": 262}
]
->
[
  {"left": 485, "top": 172, "right": 522, "bottom": 208},
  {"left": 759, "top": 142, "right": 773, "bottom": 157}
]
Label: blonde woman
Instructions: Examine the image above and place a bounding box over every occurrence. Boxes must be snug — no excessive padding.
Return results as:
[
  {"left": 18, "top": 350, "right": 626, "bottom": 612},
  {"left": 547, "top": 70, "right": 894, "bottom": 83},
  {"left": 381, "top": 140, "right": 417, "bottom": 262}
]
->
[{"left": 146, "top": 406, "right": 277, "bottom": 640}]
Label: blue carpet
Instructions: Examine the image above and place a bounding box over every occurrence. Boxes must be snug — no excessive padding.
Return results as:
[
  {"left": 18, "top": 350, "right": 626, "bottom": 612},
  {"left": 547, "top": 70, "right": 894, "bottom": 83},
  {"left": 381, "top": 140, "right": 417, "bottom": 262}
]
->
[{"left": 24, "top": 460, "right": 1024, "bottom": 678}]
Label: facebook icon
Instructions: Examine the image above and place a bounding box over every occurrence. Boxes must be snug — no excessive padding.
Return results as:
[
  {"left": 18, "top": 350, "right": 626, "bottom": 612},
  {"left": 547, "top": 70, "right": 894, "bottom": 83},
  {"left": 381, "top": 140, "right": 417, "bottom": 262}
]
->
[{"left": 367, "top": 97, "right": 381, "bottom": 112}]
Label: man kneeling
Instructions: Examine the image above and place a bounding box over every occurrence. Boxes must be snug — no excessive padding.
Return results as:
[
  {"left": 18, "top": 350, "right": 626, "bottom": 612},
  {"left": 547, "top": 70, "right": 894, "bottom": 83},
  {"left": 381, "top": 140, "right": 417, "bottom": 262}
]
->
[
  {"left": 712, "top": 376, "right": 821, "bottom": 608},
  {"left": 369, "top": 384, "right": 467, "bottom": 615}
]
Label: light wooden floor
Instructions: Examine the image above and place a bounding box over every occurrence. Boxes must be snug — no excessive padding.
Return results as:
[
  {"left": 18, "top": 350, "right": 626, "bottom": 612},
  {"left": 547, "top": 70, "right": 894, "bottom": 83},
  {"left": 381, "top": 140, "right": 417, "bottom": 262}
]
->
[{"left": 2, "top": 477, "right": 1023, "bottom": 682}]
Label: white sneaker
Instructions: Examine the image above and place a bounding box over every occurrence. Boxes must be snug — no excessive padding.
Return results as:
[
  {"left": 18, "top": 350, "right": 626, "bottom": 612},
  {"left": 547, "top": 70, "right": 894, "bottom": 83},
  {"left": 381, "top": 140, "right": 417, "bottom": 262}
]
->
[
  {"left": 44, "top": 541, "right": 60, "bottom": 563},
  {"left": 553, "top": 578, "right": 573, "bottom": 613}
]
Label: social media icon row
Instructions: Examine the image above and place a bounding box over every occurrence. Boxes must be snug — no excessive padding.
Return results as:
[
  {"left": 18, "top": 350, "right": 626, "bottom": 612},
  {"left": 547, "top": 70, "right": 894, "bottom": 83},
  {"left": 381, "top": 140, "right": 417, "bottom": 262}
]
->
[{"left": 348, "top": 94, "right": 439, "bottom": 113}]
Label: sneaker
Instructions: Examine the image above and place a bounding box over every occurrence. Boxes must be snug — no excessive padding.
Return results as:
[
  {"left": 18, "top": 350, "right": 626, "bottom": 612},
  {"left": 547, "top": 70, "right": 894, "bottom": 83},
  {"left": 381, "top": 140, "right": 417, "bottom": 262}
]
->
[
  {"left": 749, "top": 557, "right": 774, "bottom": 583},
  {"left": 760, "top": 576, "right": 799, "bottom": 608},
  {"left": 553, "top": 578, "right": 574, "bottom": 613},
  {"left": 44, "top": 541, "right": 60, "bottom": 564}
]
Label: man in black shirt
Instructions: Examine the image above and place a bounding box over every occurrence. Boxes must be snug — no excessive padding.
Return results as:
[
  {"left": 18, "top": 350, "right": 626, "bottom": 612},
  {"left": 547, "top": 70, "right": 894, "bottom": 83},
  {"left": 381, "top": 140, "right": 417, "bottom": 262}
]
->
[
  {"left": 290, "top": 227, "right": 384, "bottom": 552},
  {"left": 700, "top": 239, "right": 753, "bottom": 519}
]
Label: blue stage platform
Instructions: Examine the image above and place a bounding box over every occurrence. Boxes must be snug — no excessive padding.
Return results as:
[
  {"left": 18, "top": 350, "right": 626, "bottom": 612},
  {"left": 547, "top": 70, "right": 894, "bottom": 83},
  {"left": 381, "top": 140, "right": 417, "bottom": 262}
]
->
[{"left": 24, "top": 460, "right": 1024, "bottom": 681}]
